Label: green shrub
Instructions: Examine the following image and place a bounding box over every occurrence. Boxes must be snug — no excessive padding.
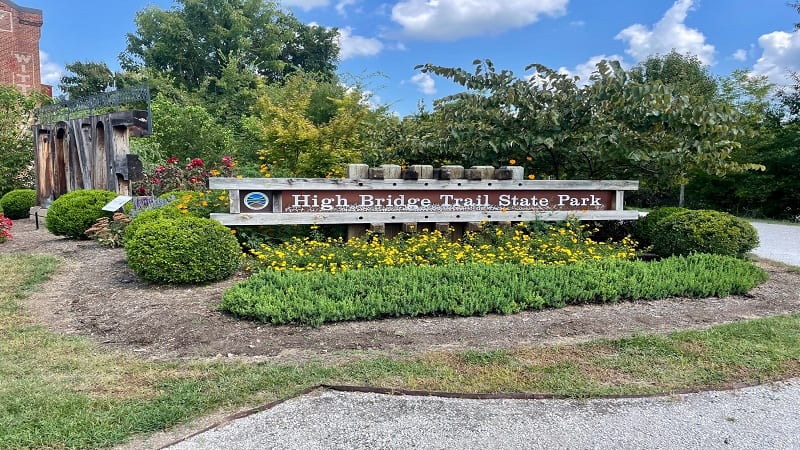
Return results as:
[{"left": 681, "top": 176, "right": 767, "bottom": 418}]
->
[
  {"left": 124, "top": 216, "right": 241, "bottom": 284},
  {"left": 0, "top": 189, "right": 36, "bottom": 219},
  {"left": 45, "top": 190, "right": 117, "bottom": 239},
  {"left": 221, "top": 254, "right": 767, "bottom": 326},
  {"left": 124, "top": 206, "right": 185, "bottom": 241},
  {"left": 633, "top": 207, "right": 688, "bottom": 247},
  {"left": 651, "top": 209, "right": 759, "bottom": 258}
]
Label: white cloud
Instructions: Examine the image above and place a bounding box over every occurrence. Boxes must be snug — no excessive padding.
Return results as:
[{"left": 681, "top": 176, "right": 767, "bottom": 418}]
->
[
  {"left": 282, "top": 0, "right": 329, "bottom": 11},
  {"left": 615, "top": 0, "right": 715, "bottom": 65},
  {"left": 752, "top": 30, "right": 800, "bottom": 86},
  {"left": 557, "top": 54, "right": 627, "bottom": 85},
  {"left": 391, "top": 0, "right": 568, "bottom": 41},
  {"left": 39, "top": 51, "right": 62, "bottom": 86},
  {"left": 337, "top": 27, "right": 384, "bottom": 60},
  {"left": 335, "top": 0, "right": 357, "bottom": 15},
  {"left": 410, "top": 72, "right": 436, "bottom": 94},
  {"left": 732, "top": 49, "right": 748, "bottom": 61}
]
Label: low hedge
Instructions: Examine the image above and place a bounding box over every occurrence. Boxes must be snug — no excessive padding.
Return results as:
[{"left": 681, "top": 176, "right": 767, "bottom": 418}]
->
[
  {"left": 221, "top": 254, "right": 768, "bottom": 326},
  {"left": 124, "top": 215, "right": 241, "bottom": 284},
  {"left": 0, "top": 189, "right": 36, "bottom": 220},
  {"left": 633, "top": 206, "right": 688, "bottom": 247},
  {"left": 45, "top": 190, "right": 117, "bottom": 239},
  {"left": 651, "top": 209, "right": 759, "bottom": 258}
]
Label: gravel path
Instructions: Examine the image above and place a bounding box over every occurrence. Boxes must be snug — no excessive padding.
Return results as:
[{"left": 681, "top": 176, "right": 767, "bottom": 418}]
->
[
  {"left": 170, "top": 379, "right": 800, "bottom": 450},
  {"left": 750, "top": 222, "right": 800, "bottom": 267},
  {"left": 165, "top": 222, "right": 800, "bottom": 450}
]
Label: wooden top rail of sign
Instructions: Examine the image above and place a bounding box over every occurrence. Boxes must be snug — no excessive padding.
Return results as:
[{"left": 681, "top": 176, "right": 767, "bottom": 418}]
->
[{"left": 209, "top": 175, "right": 640, "bottom": 226}]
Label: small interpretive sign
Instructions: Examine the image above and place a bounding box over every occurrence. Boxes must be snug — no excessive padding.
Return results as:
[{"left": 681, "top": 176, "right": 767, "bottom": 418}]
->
[{"left": 102, "top": 195, "right": 132, "bottom": 212}]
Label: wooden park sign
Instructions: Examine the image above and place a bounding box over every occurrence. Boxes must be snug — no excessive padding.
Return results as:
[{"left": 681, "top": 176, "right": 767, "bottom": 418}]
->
[{"left": 209, "top": 164, "right": 639, "bottom": 229}]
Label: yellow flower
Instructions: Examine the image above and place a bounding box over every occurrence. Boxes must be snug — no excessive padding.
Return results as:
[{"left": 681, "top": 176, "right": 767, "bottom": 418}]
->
[
  {"left": 509, "top": 159, "right": 516, "bottom": 165},
  {"left": 528, "top": 174, "right": 536, "bottom": 180},
  {"left": 236, "top": 175, "right": 243, "bottom": 179},
  {"left": 526, "top": 156, "right": 532, "bottom": 161}
]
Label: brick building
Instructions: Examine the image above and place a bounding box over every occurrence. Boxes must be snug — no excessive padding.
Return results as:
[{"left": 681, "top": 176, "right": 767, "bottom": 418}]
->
[{"left": 0, "top": 0, "right": 43, "bottom": 94}]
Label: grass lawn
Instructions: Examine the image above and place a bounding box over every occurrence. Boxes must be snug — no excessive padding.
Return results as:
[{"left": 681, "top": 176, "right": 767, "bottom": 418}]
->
[{"left": 2, "top": 253, "right": 799, "bottom": 449}]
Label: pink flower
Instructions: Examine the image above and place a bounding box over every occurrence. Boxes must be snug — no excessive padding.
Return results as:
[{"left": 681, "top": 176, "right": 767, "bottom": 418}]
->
[
  {"left": 155, "top": 165, "right": 165, "bottom": 173},
  {"left": 221, "top": 156, "right": 232, "bottom": 163}
]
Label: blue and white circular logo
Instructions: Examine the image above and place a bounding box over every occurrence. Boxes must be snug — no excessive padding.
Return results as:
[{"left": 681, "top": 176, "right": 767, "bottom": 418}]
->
[{"left": 243, "top": 191, "right": 270, "bottom": 211}]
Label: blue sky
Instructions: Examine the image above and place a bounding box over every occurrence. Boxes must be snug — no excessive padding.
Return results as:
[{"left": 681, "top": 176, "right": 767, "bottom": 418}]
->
[{"left": 21, "top": 0, "right": 800, "bottom": 116}]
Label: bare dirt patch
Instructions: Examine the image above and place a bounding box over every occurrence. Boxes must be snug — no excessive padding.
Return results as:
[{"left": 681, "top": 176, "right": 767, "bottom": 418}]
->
[{"left": 3, "top": 218, "right": 799, "bottom": 362}]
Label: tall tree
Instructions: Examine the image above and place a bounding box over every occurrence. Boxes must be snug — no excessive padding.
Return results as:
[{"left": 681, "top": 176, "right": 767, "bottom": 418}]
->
[
  {"left": 629, "top": 51, "right": 718, "bottom": 102},
  {"left": 412, "top": 59, "right": 761, "bottom": 206},
  {"left": 243, "top": 74, "right": 373, "bottom": 177},
  {"left": 58, "top": 61, "right": 141, "bottom": 99},
  {"left": 0, "top": 85, "right": 48, "bottom": 195},
  {"left": 121, "top": 0, "right": 339, "bottom": 91}
]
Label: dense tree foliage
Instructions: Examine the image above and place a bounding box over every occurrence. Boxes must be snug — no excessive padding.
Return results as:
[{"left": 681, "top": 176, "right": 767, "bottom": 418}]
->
[
  {"left": 401, "top": 59, "right": 760, "bottom": 204},
  {"left": 121, "top": 0, "right": 338, "bottom": 90},
  {"left": 33, "top": 0, "right": 798, "bottom": 219},
  {"left": 243, "top": 74, "right": 373, "bottom": 177}
]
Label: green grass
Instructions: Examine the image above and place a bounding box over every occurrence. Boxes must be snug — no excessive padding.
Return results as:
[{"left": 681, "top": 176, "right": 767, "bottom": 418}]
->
[{"left": 1, "top": 253, "right": 799, "bottom": 449}]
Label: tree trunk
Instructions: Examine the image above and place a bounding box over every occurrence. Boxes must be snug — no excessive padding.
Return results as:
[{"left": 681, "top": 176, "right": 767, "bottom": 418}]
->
[{"left": 679, "top": 183, "right": 685, "bottom": 207}]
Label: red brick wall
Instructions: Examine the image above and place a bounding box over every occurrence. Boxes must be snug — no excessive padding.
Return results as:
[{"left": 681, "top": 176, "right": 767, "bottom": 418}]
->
[{"left": 0, "top": 0, "right": 42, "bottom": 94}]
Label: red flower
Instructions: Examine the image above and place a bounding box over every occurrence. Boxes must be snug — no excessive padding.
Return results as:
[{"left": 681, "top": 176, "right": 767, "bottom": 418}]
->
[
  {"left": 167, "top": 157, "right": 179, "bottom": 165},
  {"left": 137, "top": 186, "right": 147, "bottom": 195},
  {"left": 190, "top": 158, "right": 204, "bottom": 168}
]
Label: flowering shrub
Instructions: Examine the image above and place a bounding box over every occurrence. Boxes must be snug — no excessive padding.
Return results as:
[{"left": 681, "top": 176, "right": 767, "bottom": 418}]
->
[
  {"left": 245, "top": 221, "right": 638, "bottom": 273},
  {"left": 0, "top": 213, "right": 12, "bottom": 243},
  {"left": 85, "top": 213, "right": 131, "bottom": 248},
  {"left": 134, "top": 156, "right": 236, "bottom": 196},
  {"left": 169, "top": 190, "right": 230, "bottom": 218}
]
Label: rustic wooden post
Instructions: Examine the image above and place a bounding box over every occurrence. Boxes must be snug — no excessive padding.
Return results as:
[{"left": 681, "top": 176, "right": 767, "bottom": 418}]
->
[
  {"left": 498, "top": 166, "right": 524, "bottom": 180},
  {"left": 439, "top": 165, "right": 464, "bottom": 180},
  {"left": 347, "top": 163, "right": 369, "bottom": 179},
  {"left": 470, "top": 165, "right": 495, "bottom": 180},
  {"left": 410, "top": 164, "right": 434, "bottom": 180},
  {"left": 382, "top": 164, "right": 402, "bottom": 237},
  {"left": 347, "top": 164, "right": 370, "bottom": 239}
]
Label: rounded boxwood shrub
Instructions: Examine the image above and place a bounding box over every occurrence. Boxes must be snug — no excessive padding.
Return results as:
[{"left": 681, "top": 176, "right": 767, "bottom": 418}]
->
[
  {"left": 124, "top": 216, "right": 241, "bottom": 284},
  {"left": 124, "top": 206, "right": 185, "bottom": 241},
  {"left": 45, "top": 190, "right": 117, "bottom": 239},
  {"left": 633, "top": 206, "right": 688, "bottom": 247},
  {"left": 0, "top": 189, "right": 36, "bottom": 220},
  {"left": 651, "top": 209, "right": 759, "bottom": 258}
]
